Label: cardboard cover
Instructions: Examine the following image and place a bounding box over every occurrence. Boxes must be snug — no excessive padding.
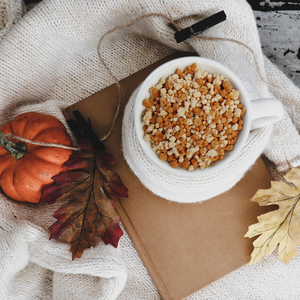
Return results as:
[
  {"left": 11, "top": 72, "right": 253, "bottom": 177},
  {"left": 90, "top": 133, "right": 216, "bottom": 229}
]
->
[{"left": 64, "top": 52, "right": 274, "bottom": 300}]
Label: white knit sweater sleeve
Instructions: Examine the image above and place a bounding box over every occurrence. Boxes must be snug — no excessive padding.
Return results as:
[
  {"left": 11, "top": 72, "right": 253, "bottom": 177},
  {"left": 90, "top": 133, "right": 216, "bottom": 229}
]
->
[
  {"left": 263, "top": 57, "right": 300, "bottom": 171},
  {"left": 0, "top": 101, "right": 127, "bottom": 300}
]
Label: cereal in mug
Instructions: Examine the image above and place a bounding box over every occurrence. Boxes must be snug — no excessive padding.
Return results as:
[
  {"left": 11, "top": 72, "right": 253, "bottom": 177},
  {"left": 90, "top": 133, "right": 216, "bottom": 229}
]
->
[{"left": 142, "top": 63, "right": 246, "bottom": 171}]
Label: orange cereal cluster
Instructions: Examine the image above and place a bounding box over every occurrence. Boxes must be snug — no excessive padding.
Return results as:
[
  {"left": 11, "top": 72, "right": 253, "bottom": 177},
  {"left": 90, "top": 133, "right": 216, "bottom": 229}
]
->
[{"left": 142, "top": 63, "right": 246, "bottom": 171}]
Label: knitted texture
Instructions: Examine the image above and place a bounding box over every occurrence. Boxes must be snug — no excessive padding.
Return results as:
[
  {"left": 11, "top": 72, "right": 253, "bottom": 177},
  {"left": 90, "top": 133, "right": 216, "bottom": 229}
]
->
[
  {"left": 0, "top": 0, "right": 300, "bottom": 299},
  {"left": 120, "top": 1, "right": 298, "bottom": 202},
  {"left": 0, "top": 101, "right": 127, "bottom": 300},
  {"left": 0, "top": 0, "right": 24, "bottom": 40}
]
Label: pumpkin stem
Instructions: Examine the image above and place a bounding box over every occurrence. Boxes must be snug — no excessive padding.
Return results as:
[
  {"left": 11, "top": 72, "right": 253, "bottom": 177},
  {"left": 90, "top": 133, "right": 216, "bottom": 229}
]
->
[{"left": 0, "top": 131, "right": 27, "bottom": 160}]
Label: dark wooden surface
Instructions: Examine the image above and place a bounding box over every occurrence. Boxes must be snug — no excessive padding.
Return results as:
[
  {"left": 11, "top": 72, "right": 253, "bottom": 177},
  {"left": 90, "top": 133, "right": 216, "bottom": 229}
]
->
[
  {"left": 248, "top": 0, "right": 300, "bottom": 11},
  {"left": 247, "top": 1, "right": 300, "bottom": 87},
  {"left": 24, "top": 0, "right": 300, "bottom": 88}
]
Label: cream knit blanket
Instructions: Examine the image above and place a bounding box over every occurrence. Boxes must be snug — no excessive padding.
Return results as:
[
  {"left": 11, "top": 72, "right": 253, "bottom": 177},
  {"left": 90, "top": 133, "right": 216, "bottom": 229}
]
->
[{"left": 1, "top": 0, "right": 300, "bottom": 299}]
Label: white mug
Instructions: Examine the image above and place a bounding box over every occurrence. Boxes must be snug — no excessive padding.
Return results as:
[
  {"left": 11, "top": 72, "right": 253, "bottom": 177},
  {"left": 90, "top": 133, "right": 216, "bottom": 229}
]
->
[{"left": 134, "top": 56, "right": 284, "bottom": 177}]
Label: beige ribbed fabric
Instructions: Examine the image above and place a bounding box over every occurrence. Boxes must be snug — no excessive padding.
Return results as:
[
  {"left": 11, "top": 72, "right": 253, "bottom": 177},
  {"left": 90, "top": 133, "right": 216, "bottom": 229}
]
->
[{"left": 1, "top": 0, "right": 300, "bottom": 299}]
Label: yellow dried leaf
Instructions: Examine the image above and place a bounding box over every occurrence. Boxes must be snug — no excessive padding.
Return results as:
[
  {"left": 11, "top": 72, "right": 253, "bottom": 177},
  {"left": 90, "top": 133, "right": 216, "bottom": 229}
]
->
[{"left": 245, "top": 168, "right": 300, "bottom": 265}]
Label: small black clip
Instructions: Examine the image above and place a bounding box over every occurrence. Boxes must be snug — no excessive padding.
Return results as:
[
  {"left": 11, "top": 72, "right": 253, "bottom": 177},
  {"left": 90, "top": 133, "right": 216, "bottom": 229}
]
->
[
  {"left": 68, "top": 110, "right": 106, "bottom": 152},
  {"left": 174, "top": 10, "right": 227, "bottom": 43}
]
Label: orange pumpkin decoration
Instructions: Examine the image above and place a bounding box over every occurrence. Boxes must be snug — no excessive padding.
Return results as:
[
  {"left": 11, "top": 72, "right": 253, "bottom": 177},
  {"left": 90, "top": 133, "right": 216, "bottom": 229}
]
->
[{"left": 0, "top": 112, "right": 73, "bottom": 203}]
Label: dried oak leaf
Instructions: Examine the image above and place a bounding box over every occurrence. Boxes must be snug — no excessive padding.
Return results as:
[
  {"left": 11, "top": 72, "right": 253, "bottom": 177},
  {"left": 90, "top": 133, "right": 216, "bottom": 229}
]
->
[
  {"left": 40, "top": 138, "right": 128, "bottom": 260},
  {"left": 245, "top": 168, "right": 300, "bottom": 265}
]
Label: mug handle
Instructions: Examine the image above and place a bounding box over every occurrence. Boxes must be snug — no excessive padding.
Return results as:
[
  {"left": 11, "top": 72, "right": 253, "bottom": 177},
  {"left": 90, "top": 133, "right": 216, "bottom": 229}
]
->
[{"left": 250, "top": 98, "right": 284, "bottom": 130}]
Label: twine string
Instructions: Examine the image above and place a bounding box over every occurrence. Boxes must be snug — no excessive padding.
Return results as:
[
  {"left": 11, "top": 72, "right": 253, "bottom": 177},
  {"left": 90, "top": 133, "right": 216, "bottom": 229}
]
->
[
  {"left": 96, "top": 13, "right": 181, "bottom": 141},
  {"left": 191, "top": 35, "right": 274, "bottom": 88},
  {"left": 5, "top": 133, "right": 80, "bottom": 151},
  {"left": 96, "top": 13, "right": 277, "bottom": 141},
  {"left": 0, "top": 14, "right": 277, "bottom": 153}
]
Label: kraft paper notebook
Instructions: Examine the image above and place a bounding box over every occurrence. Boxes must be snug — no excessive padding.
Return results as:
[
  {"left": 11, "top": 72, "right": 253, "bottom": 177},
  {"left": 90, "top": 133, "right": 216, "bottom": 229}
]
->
[{"left": 64, "top": 52, "right": 274, "bottom": 300}]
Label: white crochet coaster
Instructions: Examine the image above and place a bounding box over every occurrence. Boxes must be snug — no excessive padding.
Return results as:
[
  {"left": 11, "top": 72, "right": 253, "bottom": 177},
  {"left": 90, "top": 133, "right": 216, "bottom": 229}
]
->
[{"left": 122, "top": 88, "right": 273, "bottom": 203}]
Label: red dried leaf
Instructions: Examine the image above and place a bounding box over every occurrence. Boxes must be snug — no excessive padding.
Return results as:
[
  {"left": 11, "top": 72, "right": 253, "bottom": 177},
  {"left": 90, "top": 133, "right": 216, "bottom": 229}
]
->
[
  {"left": 102, "top": 221, "right": 123, "bottom": 247},
  {"left": 41, "top": 138, "right": 128, "bottom": 260},
  {"left": 105, "top": 173, "right": 129, "bottom": 198},
  {"left": 103, "top": 152, "right": 115, "bottom": 165}
]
